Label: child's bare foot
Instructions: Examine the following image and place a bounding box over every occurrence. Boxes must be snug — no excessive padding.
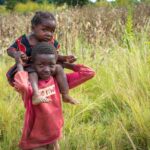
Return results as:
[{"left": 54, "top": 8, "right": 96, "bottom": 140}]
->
[
  {"left": 62, "top": 94, "right": 79, "bottom": 105},
  {"left": 32, "top": 94, "right": 50, "bottom": 105}
]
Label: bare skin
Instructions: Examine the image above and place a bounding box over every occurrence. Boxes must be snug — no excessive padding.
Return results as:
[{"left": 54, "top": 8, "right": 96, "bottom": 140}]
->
[
  {"left": 32, "top": 141, "right": 60, "bottom": 150},
  {"left": 7, "top": 20, "right": 79, "bottom": 105}
]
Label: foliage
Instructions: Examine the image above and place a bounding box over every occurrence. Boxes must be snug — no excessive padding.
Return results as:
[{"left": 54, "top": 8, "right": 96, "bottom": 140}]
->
[
  {"left": 115, "top": 0, "right": 140, "bottom": 6},
  {"left": 5, "top": 0, "right": 17, "bottom": 10},
  {"left": 53, "top": 0, "right": 89, "bottom": 6},
  {"left": 0, "top": 5, "right": 6, "bottom": 13},
  {"left": 0, "top": 0, "right": 4, "bottom": 5},
  {"left": 5, "top": 0, "right": 28, "bottom": 10},
  {"left": 1, "top": 5, "right": 150, "bottom": 149},
  {"left": 122, "top": 7, "right": 134, "bottom": 50},
  {"left": 14, "top": 2, "right": 60, "bottom": 13}
]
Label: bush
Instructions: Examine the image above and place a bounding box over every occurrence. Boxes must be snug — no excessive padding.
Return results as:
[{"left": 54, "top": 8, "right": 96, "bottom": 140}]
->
[
  {"left": 6, "top": 0, "right": 17, "bottom": 10},
  {"left": 5, "top": 0, "right": 28, "bottom": 10},
  {"left": 0, "top": 0, "right": 5, "bottom": 5},
  {"left": 54, "top": 0, "right": 89, "bottom": 6}
]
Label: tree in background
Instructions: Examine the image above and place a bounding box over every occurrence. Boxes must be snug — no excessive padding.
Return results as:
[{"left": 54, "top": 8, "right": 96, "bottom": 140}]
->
[
  {"left": 5, "top": 0, "right": 28, "bottom": 10},
  {"left": 0, "top": 0, "right": 5, "bottom": 5},
  {"left": 3, "top": 0, "right": 150, "bottom": 11},
  {"left": 115, "top": 0, "right": 141, "bottom": 5},
  {"left": 54, "top": 0, "right": 89, "bottom": 6},
  {"left": 33, "top": 0, "right": 89, "bottom": 6},
  {"left": 5, "top": 0, "right": 17, "bottom": 10}
]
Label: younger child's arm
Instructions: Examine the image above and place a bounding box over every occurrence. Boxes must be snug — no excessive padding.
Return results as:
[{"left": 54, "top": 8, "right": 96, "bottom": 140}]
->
[
  {"left": 57, "top": 55, "right": 77, "bottom": 63},
  {"left": 64, "top": 63, "right": 95, "bottom": 89}
]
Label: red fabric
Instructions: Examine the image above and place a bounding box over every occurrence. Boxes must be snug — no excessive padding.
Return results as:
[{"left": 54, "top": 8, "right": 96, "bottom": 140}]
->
[
  {"left": 16, "top": 36, "right": 26, "bottom": 53},
  {"left": 14, "top": 64, "right": 95, "bottom": 149}
]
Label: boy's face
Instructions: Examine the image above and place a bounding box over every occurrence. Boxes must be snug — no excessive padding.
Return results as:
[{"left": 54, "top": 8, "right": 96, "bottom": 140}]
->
[
  {"left": 32, "top": 20, "right": 56, "bottom": 42},
  {"left": 33, "top": 54, "right": 56, "bottom": 80}
]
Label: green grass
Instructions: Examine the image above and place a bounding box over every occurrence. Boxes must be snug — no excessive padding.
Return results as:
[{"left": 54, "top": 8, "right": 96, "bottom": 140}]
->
[
  {"left": 1, "top": 33, "right": 150, "bottom": 150},
  {"left": 0, "top": 2, "right": 67, "bottom": 14}
]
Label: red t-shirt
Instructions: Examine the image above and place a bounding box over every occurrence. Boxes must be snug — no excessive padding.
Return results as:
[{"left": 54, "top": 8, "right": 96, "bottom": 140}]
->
[{"left": 14, "top": 64, "right": 95, "bottom": 149}]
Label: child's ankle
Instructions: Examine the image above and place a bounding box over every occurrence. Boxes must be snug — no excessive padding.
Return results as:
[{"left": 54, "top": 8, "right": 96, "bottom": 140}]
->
[
  {"left": 62, "top": 93, "right": 69, "bottom": 98},
  {"left": 61, "top": 94, "right": 79, "bottom": 104}
]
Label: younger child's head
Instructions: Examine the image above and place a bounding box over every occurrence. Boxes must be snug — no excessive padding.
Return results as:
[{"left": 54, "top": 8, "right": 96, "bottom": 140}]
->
[
  {"left": 31, "top": 11, "right": 56, "bottom": 42},
  {"left": 31, "top": 42, "right": 57, "bottom": 80}
]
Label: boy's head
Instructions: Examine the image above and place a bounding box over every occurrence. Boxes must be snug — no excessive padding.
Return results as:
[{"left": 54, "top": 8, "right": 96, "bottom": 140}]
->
[
  {"left": 31, "top": 42, "right": 57, "bottom": 80},
  {"left": 31, "top": 11, "right": 56, "bottom": 42}
]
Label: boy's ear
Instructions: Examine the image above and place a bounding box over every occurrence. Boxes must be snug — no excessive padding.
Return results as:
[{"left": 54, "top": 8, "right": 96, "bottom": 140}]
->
[
  {"left": 31, "top": 63, "right": 35, "bottom": 69},
  {"left": 31, "top": 25, "right": 35, "bottom": 31}
]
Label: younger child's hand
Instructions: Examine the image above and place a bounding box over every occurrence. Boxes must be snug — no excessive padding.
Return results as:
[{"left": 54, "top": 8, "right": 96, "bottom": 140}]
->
[
  {"left": 20, "top": 53, "right": 28, "bottom": 63},
  {"left": 14, "top": 51, "right": 22, "bottom": 64},
  {"left": 65, "top": 55, "right": 77, "bottom": 63}
]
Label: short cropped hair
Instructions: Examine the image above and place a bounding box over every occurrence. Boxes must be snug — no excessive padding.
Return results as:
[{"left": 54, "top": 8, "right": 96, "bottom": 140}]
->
[
  {"left": 31, "top": 42, "right": 56, "bottom": 61},
  {"left": 31, "top": 11, "right": 56, "bottom": 26}
]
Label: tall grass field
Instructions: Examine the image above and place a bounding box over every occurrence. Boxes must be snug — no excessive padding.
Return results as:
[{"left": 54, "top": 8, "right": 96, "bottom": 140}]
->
[{"left": 1, "top": 4, "right": 150, "bottom": 150}]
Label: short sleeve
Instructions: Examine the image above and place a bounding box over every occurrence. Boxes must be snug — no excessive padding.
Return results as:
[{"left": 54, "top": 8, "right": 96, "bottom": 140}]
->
[
  {"left": 7, "top": 40, "right": 18, "bottom": 52},
  {"left": 14, "top": 71, "right": 30, "bottom": 93},
  {"left": 7, "top": 35, "right": 27, "bottom": 53}
]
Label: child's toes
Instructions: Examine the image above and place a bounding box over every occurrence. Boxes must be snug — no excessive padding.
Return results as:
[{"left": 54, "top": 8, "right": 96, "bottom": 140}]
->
[{"left": 70, "top": 99, "right": 80, "bottom": 105}]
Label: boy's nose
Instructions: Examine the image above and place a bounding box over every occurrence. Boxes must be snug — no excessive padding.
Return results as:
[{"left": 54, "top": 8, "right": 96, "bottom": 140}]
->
[{"left": 44, "top": 66, "right": 50, "bottom": 72}]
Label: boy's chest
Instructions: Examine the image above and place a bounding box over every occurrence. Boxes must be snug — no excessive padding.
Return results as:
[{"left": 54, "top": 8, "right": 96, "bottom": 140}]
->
[{"left": 39, "top": 84, "right": 56, "bottom": 98}]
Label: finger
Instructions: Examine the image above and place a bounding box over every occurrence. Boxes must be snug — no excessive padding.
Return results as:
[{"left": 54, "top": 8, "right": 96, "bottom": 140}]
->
[{"left": 68, "top": 55, "right": 75, "bottom": 59}]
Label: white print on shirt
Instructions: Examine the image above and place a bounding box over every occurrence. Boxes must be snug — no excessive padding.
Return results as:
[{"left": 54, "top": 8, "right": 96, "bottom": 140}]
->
[{"left": 39, "top": 85, "right": 56, "bottom": 98}]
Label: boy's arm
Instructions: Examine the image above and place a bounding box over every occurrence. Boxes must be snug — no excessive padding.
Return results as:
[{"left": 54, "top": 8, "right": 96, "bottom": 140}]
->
[
  {"left": 13, "top": 53, "right": 29, "bottom": 93},
  {"left": 64, "top": 63, "right": 95, "bottom": 89}
]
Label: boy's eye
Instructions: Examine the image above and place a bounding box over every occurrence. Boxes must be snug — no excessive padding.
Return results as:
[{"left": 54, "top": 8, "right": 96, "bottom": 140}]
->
[
  {"left": 42, "top": 29, "right": 47, "bottom": 32},
  {"left": 38, "top": 64, "right": 44, "bottom": 67}
]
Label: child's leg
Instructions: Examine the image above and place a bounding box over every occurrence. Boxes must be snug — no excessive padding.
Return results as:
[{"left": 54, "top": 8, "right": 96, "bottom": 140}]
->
[
  {"left": 29, "top": 72, "right": 50, "bottom": 105},
  {"left": 55, "top": 64, "right": 79, "bottom": 104},
  {"left": 32, "top": 145, "right": 48, "bottom": 150},
  {"left": 47, "top": 141, "right": 59, "bottom": 150}
]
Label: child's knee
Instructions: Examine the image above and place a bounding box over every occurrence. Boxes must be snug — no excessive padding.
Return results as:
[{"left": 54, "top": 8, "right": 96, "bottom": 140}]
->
[{"left": 55, "top": 64, "right": 64, "bottom": 74}]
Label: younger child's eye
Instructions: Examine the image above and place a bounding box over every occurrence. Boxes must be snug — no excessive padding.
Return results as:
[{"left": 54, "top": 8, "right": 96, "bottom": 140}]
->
[
  {"left": 42, "top": 29, "right": 47, "bottom": 32},
  {"left": 49, "top": 65, "right": 55, "bottom": 68},
  {"left": 51, "top": 29, "right": 55, "bottom": 33},
  {"left": 38, "top": 64, "right": 44, "bottom": 67}
]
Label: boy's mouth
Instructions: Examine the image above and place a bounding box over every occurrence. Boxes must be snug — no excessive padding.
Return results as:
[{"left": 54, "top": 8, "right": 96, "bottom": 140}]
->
[{"left": 41, "top": 73, "right": 51, "bottom": 79}]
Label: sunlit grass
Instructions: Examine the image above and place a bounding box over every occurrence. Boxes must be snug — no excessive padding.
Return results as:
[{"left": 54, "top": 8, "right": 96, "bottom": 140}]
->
[
  {"left": 1, "top": 37, "right": 150, "bottom": 150},
  {"left": 2, "top": 35, "right": 150, "bottom": 149},
  {"left": 1, "top": 6, "right": 150, "bottom": 150}
]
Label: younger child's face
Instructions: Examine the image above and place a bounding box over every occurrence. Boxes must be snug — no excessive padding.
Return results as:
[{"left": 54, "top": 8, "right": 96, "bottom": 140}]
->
[
  {"left": 33, "top": 54, "right": 56, "bottom": 80},
  {"left": 32, "top": 19, "right": 56, "bottom": 42}
]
